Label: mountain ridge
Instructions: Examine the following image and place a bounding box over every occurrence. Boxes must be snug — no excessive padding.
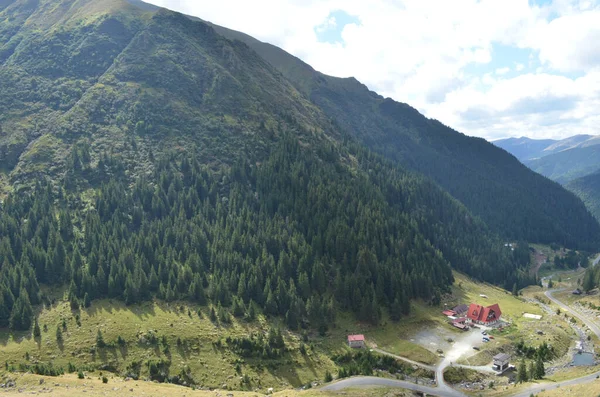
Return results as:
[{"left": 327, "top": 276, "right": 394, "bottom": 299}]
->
[
  {"left": 494, "top": 134, "right": 600, "bottom": 185},
  {"left": 0, "top": 0, "right": 541, "bottom": 338},
  {"left": 202, "top": 10, "right": 600, "bottom": 249}
]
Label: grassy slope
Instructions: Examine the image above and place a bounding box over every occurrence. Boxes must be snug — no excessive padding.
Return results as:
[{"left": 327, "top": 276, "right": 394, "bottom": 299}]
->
[
  {"left": 0, "top": 297, "right": 338, "bottom": 391},
  {"left": 2, "top": 271, "right": 587, "bottom": 397},
  {"left": 454, "top": 274, "right": 578, "bottom": 368},
  {"left": 0, "top": 271, "right": 545, "bottom": 387},
  {"left": 534, "top": 378, "right": 600, "bottom": 396},
  {"left": 0, "top": 373, "right": 418, "bottom": 397}
]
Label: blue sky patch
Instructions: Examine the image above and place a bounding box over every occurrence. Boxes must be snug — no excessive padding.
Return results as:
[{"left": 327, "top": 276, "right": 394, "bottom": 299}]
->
[
  {"left": 463, "top": 43, "right": 535, "bottom": 79},
  {"left": 315, "top": 10, "right": 360, "bottom": 44}
]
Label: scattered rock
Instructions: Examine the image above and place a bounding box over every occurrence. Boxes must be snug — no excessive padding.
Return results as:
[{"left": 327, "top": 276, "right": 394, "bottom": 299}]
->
[{"left": 38, "top": 379, "right": 44, "bottom": 385}]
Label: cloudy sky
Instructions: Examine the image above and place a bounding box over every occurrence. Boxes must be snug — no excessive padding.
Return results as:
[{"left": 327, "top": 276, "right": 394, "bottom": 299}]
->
[{"left": 145, "top": 0, "right": 600, "bottom": 141}]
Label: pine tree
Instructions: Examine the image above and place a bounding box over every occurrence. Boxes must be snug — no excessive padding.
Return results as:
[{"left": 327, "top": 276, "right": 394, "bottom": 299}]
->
[
  {"left": 0, "top": 292, "right": 11, "bottom": 328},
  {"left": 33, "top": 318, "right": 41, "bottom": 338},
  {"left": 517, "top": 359, "right": 527, "bottom": 383},
  {"left": 535, "top": 356, "right": 545, "bottom": 379},
  {"left": 245, "top": 299, "right": 257, "bottom": 321},
  {"left": 9, "top": 289, "right": 33, "bottom": 331},
  {"left": 96, "top": 330, "right": 106, "bottom": 348},
  {"left": 232, "top": 297, "right": 245, "bottom": 317},
  {"left": 56, "top": 325, "right": 63, "bottom": 344},
  {"left": 83, "top": 292, "right": 91, "bottom": 308},
  {"left": 527, "top": 361, "right": 534, "bottom": 381},
  {"left": 390, "top": 296, "right": 402, "bottom": 321},
  {"left": 583, "top": 269, "right": 595, "bottom": 293}
]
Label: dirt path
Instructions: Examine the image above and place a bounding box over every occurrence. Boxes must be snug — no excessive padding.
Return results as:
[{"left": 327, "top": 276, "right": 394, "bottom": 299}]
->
[{"left": 371, "top": 348, "right": 436, "bottom": 371}]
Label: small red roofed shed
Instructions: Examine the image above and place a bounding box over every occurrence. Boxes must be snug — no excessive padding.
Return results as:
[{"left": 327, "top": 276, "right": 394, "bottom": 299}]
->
[{"left": 347, "top": 334, "right": 365, "bottom": 348}]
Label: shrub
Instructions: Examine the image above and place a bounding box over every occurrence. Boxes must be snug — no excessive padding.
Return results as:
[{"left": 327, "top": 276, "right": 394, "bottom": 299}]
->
[
  {"left": 102, "top": 376, "right": 108, "bottom": 384},
  {"left": 78, "top": 371, "right": 84, "bottom": 379}
]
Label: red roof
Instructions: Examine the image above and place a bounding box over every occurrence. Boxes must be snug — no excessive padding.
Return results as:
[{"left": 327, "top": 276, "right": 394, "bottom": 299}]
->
[
  {"left": 442, "top": 310, "right": 456, "bottom": 316},
  {"left": 347, "top": 334, "right": 365, "bottom": 342},
  {"left": 467, "top": 303, "right": 502, "bottom": 323},
  {"left": 453, "top": 317, "right": 466, "bottom": 324}
]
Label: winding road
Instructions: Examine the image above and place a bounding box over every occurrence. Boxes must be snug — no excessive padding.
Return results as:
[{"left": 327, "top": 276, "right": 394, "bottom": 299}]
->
[
  {"left": 322, "top": 267, "right": 600, "bottom": 396},
  {"left": 321, "top": 376, "right": 460, "bottom": 396}
]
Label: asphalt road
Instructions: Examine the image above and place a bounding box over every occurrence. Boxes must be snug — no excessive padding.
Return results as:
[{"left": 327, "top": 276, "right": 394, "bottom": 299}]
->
[
  {"left": 320, "top": 376, "right": 466, "bottom": 396},
  {"left": 509, "top": 288, "right": 600, "bottom": 396}
]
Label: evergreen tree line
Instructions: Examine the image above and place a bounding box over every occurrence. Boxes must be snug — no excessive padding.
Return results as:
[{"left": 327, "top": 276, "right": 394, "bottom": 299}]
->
[{"left": 0, "top": 134, "right": 535, "bottom": 332}]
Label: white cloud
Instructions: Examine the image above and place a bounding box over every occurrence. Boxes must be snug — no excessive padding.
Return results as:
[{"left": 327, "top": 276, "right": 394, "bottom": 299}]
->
[
  {"left": 524, "top": 10, "right": 600, "bottom": 72},
  {"left": 144, "top": 0, "right": 600, "bottom": 140}
]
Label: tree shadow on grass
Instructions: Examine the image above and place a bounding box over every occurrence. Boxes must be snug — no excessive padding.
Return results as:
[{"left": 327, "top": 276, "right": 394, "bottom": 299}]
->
[
  {"left": 85, "top": 299, "right": 157, "bottom": 321},
  {"left": 0, "top": 329, "right": 31, "bottom": 347}
]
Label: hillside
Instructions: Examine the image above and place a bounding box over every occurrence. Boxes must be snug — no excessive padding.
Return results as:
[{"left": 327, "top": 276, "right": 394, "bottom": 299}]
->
[
  {"left": 525, "top": 145, "right": 600, "bottom": 184},
  {"left": 493, "top": 136, "right": 558, "bottom": 161},
  {"left": 494, "top": 135, "right": 600, "bottom": 184},
  {"left": 0, "top": 0, "right": 540, "bottom": 335},
  {"left": 0, "top": 0, "right": 597, "bottom": 391},
  {"left": 567, "top": 171, "right": 600, "bottom": 221},
  {"left": 207, "top": 19, "right": 600, "bottom": 249}
]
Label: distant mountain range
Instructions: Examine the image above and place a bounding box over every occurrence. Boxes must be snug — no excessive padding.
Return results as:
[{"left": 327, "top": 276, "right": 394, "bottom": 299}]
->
[
  {"left": 494, "top": 135, "right": 600, "bottom": 220},
  {"left": 494, "top": 135, "right": 599, "bottom": 162}
]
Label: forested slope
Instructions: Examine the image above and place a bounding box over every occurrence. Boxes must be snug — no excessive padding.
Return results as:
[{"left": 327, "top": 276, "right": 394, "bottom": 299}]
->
[
  {"left": 209, "top": 22, "right": 600, "bottom": 250},
  {"left": 567, "top": 171, "right": 600, "bottom": 222},
  {"left": 525, "top": 145, "right": 600, "bottom": 184},
  {"left": 0, "top": 0, "right": 536, "bottom": 333}
]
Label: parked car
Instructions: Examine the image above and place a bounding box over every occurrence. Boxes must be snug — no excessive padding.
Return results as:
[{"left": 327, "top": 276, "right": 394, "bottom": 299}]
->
[
  {"left": 489, "top": 335, "right": 494, "bottom": 339},
  {"left": 473, "top": 346, "right": 480, "bottom": 350},
  {"left": 482, "top": 331, "right": 487, "bottom": 335}
]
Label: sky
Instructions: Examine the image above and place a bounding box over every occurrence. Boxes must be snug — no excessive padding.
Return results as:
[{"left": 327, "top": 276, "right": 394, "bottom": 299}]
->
[{"left": 144, "top": 0, "right": 600, "bottom": 141}]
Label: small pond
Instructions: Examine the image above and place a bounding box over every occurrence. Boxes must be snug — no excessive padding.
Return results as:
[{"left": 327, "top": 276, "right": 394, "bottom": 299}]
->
[{"left": 572, "top": 352, "right": 595, "bottom": 366}]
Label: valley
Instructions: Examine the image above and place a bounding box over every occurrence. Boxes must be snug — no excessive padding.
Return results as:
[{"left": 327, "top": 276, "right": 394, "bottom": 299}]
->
[
  {"left": 3, "top": 252, "right": 600, "bottom": 397},
  {"left": 1, "top": 0, "right": 600, "bottom": 396}
]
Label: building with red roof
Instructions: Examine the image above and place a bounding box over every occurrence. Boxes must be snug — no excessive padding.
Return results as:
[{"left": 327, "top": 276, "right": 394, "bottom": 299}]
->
[
  {"left": 347, "top": 334, "right": 365, "bottom": 348},
  {"left": 466, "top": 303, "right": 502, "bottom": 325},
  {"left": 451, "top": 317, "right": 468, "bottom": 330}
]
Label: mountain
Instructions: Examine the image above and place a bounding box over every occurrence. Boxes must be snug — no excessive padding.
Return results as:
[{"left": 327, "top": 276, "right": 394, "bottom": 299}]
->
[
  {"left": 494, "top": 134, "right": 600, "bottom": 218},
  {"left": 0, "top": 0, "right": 543, "bottom": 339},
  {"left": 2, "top": 0, "right": 599, "bottom": 386},
  {"left": 493, "top": 137, "right": 559, "bottom": 162},
  {"left": 526, "top": 145, "right": 600, "bottom": 184},
  {"left": 494, "top": 135, "right": 600, "bottom": 184},
  {"left": 543, "top": 134, "right": 600, "bottom": 154},
  {"left": 207, "top": 21, "right": 600, "bottom": 249},
  {"left": 568, "top": 171, "right": 600, "bottom": 221}
]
